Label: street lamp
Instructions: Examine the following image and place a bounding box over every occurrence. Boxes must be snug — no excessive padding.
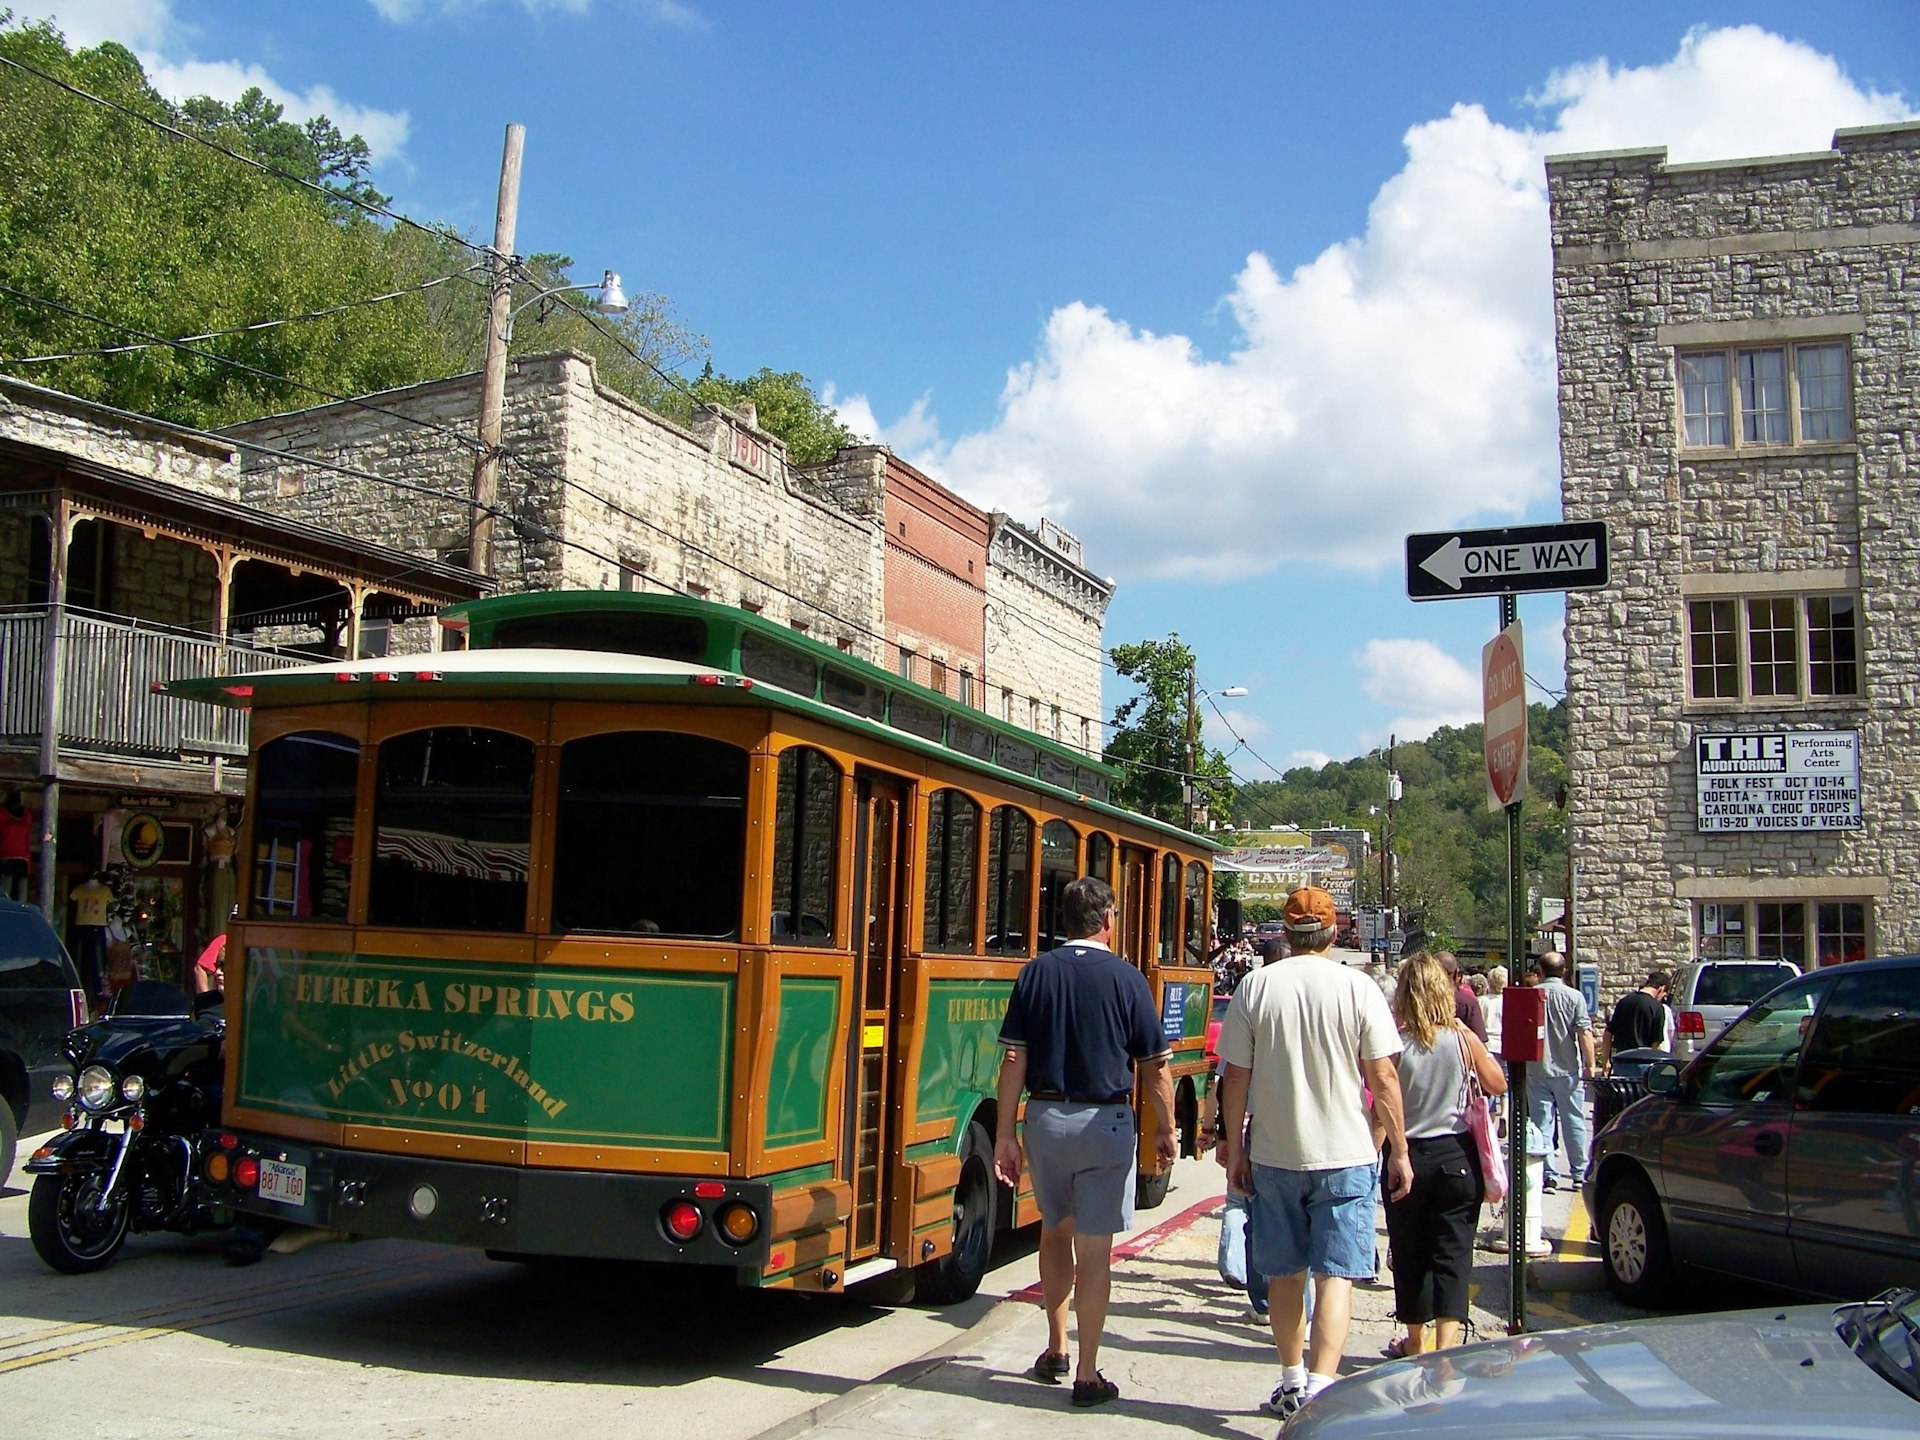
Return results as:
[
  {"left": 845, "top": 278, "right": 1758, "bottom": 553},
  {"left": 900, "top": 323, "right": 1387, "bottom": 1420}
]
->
[{"left": 467, "top": 121, "right": 630, "bottom": 578}]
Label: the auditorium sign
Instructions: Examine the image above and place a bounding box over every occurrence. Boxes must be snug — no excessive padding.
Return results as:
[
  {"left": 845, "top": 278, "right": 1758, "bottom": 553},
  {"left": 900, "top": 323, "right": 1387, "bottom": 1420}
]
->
[{"left": 1695, "top": 730, "right": 1862, "bottom": 833}]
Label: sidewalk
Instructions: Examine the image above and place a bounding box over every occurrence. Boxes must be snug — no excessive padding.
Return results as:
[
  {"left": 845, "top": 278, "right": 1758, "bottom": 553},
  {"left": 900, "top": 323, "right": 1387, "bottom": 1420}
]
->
[{"left": 764, "top": 1176, "right": 1603, "bottom": 1440}]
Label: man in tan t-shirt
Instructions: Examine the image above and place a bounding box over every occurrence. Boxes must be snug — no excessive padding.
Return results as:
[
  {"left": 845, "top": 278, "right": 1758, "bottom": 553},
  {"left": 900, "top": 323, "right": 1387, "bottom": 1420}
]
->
[{"left": 1219, "top": 886, "right": 1412, "bottom": 1420}]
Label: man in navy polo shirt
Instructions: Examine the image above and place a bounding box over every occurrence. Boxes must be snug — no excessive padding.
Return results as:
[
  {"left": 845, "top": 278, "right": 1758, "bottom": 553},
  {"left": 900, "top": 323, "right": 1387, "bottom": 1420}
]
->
[{"left": 994, "top": 875, "right": 1174, "bottom": 1409}]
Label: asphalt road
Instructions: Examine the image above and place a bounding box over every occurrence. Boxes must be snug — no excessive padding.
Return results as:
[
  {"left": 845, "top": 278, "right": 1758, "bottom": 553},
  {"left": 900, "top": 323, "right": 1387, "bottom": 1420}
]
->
[{"left": 0, "top": 1148, "right": 1229, "bottom": 1440}]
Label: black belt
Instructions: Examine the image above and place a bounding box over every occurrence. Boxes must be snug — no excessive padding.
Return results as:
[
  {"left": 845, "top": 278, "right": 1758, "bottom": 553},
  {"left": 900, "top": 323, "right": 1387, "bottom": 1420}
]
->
[{"left": 1029, "top": 1091, "right": 1131, "bottom": 1105}]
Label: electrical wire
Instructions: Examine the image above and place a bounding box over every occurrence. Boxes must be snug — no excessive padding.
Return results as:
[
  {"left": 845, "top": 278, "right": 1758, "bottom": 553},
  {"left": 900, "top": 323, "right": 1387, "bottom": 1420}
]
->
[{"left": 0, "top": 273, "right": 473, "bottom": 366}]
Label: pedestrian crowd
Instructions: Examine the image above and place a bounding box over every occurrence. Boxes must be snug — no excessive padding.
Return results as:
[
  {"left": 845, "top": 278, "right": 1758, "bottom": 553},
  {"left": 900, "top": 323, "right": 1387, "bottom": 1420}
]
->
[{"left": 991, "top": 880, "right": 1649, "bottom": 1421}]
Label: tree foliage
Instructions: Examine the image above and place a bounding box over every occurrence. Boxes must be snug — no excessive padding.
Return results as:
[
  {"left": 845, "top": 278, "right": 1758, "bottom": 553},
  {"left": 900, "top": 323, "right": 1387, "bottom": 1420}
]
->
[
  {"left": 0, "top": 20, "right": 807, "bottom": 452},
  {"left": 1235, "top": 702, "right": 1569, "bottom": 942},
  {"left": 686, "top": 365, "right": 860, "bottom": 464},
  {"left": 1105, "top": 634, "right": 1235, "bottom": 831}
]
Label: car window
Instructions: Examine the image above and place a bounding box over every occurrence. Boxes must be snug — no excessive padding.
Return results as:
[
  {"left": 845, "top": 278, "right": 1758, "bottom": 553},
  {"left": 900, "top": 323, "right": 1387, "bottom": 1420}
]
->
[
  {"left": 1691, "top": 977, "right": 1830, "bottom": 1106},
  {"left": 1796, "top": 969, "right": 1920, "bottom": 1116},
  {"left": 1694, "top": 963, "right": 1799, "bottom": 1006},
  {"left": 0, "top": 910, "right": 71, "bottom": 988}
]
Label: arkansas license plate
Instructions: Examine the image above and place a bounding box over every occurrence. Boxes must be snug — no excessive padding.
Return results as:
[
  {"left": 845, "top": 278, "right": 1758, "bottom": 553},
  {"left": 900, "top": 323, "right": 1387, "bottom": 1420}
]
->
[{"left": 258, "top": 1159, "right": 308, "bottom": 1207}]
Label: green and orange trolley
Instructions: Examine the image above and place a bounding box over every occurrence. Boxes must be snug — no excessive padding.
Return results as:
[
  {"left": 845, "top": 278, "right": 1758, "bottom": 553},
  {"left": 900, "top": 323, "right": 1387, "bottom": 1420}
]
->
[{"left": 175, "top": 592, "right": 1219, "bottom": 1300}]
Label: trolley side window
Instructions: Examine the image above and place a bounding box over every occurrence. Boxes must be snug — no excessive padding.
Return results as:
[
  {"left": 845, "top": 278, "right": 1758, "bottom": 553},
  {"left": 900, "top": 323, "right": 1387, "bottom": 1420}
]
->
[
  {"left": 552, "top": 732, "right": 748, "bottom": 939},
  {"left": 1037, "top": 820, "right": 1078, "bottom": 951},
  {"left": 1184, "top": 860, "right": 1208, "bottom": 964},
  {"left": 369, "top": 727, "right": 534, "bottom": 932},
  {"left": 772, "top": 746, "right": 840, "bottom": 945},
  {"left": 248, "top": 729, "right": 359, "bottom": 921},
  {"left": 1158, "top": 852, "right": 1181, "bottom": 963},
  {"left": 923, "top": 788, "right": 979, "bottom": 954},
  {"left": 986, "top": 805, "right": 1034, "bottom": 957},
  {"left": 1087, "top": 832, "right": 1114, "bottom": 885}
]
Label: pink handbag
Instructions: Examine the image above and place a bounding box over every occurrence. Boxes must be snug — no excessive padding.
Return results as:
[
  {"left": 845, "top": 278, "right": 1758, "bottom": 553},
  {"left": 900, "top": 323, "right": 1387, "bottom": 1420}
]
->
[{"left": 1459, "top": 1029, "right": 1507, "bottom": 1203}]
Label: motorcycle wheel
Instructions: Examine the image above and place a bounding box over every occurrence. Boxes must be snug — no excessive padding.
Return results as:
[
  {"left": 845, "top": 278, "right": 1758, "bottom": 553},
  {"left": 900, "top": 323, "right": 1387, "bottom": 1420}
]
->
[{"left": 29, "top": 1170, "right": 131, "bottom": 1273}]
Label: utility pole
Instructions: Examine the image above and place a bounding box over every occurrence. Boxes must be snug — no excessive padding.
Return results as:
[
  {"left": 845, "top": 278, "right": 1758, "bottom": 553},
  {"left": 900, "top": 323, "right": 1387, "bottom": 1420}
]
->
[
  {"left": 469, "top": 122, "right": 524, "bottom": 579},
  {"left": 1383, "top": 733, "right": 1398, "bottom": 922},
  {"left": 1183, "top": 656, "right": 1199, "bottom": 831}
]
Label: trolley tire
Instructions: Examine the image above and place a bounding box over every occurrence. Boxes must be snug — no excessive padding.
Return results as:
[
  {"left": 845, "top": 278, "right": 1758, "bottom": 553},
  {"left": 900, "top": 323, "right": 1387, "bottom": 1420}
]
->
[
  {"left": 1134, "top": 1165, "right": 1171, "bottom": 1211},
  {"left": 1599, "top": 1171, "right": 1677, "bottom": 1308},
  {"left": 914, "top": 1122, "right": 997, "bottom": 1305}
]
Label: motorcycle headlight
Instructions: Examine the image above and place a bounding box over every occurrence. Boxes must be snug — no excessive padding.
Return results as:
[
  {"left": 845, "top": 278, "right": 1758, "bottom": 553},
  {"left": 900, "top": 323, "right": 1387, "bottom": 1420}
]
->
[
  {"left": 51, "top": 1074, "right": 74, "bottom": 1102},
  {"left": 119, "top": 1075, "right": 147, "bottom": 1103},
  {"left": 77, "top": 1065, "right": 117, "bottom": 1111}
]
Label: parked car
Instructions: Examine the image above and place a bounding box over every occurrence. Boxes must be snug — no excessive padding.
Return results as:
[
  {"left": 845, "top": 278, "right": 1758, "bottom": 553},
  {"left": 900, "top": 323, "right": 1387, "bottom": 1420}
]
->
[
  {"left": 1668, "top": 956, "right": 1802, "bottom": 1056},
  {"left": 0, "top": 898, "right": 89, "bottom": 1187},
  {"left": 1585, "top": 954, "right": 1920, "bottom": 1307},
  {"left": 1283, "top": 1290, "right": 1920, "bottom": 1437}
]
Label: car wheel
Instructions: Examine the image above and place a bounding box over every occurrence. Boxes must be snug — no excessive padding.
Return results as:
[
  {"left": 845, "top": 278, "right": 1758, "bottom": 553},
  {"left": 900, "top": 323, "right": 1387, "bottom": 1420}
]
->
[
  {"left": 1600, "top": 1171, "right": 1676, "bottom": 1307},
  {"left": 0, "top": 1100, "right": 17, "bottom": 1190}
]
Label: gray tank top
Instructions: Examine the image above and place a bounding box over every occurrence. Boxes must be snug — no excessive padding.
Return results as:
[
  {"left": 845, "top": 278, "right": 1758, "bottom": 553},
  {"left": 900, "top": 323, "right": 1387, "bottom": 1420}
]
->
[{"left": 1398, "top": 1027, "right": 1470, "bottom": 1139}]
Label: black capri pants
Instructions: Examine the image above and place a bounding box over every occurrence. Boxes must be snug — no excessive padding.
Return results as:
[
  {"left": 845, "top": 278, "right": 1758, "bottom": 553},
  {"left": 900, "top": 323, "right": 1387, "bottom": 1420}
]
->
[{"left": 1383, "top": 1131, "right": 1483, "bottom": 1326}]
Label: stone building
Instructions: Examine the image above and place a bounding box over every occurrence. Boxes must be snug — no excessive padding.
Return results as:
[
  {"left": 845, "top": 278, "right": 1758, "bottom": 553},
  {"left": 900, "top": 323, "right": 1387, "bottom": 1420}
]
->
[
  {"left": 1549, "top": 120, "right": 1920, "bottom": 986},
  {"left": 0, "top": 377, "right": 485, "bottom": 982},
  {"left": 225, "top": 350, "right": 1111, "bottom": 753}
]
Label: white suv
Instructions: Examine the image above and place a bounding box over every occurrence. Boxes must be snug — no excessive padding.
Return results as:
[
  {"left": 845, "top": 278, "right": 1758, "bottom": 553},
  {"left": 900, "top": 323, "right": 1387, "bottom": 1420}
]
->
[{"left": 1669, "top": 958, "right": 1803, "bottom": 1057}]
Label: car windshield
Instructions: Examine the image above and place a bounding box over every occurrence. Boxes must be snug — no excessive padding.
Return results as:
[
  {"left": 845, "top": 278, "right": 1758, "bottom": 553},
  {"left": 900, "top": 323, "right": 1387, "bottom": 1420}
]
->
[
  {"left": 1835, "top": 1288, "right": 1920, "bottom": 1403},
  {"left": 1695, "top": 963, "right": 1798, "bottom": 1006}
]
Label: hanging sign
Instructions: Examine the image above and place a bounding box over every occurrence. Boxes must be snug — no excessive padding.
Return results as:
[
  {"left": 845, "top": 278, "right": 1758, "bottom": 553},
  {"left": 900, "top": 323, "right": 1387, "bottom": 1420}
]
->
[{"left": 1695, "top": 730, "right": 1862, "bottom": 832}]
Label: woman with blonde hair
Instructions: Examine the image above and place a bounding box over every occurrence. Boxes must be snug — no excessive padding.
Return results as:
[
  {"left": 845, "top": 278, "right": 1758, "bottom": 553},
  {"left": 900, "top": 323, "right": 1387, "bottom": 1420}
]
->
[{"left": 1381, "top": 952, "right": 1507, "bottom": 1357}]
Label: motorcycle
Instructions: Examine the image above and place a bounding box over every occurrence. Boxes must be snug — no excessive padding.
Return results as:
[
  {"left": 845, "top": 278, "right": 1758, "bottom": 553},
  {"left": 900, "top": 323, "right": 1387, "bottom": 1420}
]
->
[{"left": 25, "top": 977, "right": 235, "bottom": 1272}]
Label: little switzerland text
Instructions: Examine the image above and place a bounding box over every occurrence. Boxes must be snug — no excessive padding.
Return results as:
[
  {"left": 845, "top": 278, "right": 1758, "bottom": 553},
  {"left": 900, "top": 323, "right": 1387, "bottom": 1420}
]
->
[{"left": 325, "top": 1028, "right": 569, "bottom": 1117}]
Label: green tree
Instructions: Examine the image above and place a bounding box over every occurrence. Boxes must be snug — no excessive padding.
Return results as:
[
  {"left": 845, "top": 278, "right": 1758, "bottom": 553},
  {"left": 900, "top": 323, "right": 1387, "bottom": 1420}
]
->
[
  {"left": 178, "top": 86, "right": 389, "bottom": 213},
  {"left": 686, "top": 365, "right": 860, "bottom": 464},
  {"left": 1105, "top": 634, "right": 1234, "bottom": 830}
]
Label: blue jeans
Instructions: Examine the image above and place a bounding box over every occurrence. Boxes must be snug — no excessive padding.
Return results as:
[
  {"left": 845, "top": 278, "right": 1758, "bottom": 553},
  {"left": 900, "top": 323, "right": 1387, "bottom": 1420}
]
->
[{"left": 1527, "top": 1071, "right": 1591, "bottom": 1185}]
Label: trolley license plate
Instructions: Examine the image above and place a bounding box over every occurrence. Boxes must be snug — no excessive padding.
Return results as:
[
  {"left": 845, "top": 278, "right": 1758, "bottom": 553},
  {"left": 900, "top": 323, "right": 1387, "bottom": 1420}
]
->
[{"left": 259, "top": 1159, "right": 307, "bottom": 1207}]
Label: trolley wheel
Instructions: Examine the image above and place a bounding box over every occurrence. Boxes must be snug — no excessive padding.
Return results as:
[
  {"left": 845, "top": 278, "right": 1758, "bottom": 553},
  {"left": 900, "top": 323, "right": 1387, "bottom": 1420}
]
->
[
  {"left": 1599, "top": 1170, "right": 1677, "bottom": 1308},
  {"left": 0, "top": 1100, "right": 17, "bottom": 1190},
  {"left": 1134, "top": 1164, "right": 1172, "bottom": 1211},
  {"left": 914, "top": 1121, "right": 997, "bottom": 1304}
]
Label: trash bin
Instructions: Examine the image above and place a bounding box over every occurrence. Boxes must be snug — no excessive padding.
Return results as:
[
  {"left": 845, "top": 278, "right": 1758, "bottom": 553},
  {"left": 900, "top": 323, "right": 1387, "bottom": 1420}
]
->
[{"left": 1590, "top": 1047, "right": 1670, "bottom": 1133}]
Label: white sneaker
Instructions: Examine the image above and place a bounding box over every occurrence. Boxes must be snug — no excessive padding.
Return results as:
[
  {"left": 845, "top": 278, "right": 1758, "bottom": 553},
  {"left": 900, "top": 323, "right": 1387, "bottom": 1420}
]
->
[{"left": 1263, "top": 1384, "right": 1305, "bottom": 1418}]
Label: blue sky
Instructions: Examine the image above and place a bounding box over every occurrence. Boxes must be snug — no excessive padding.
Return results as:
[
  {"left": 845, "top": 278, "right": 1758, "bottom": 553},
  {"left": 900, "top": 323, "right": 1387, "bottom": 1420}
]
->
[{"left": 25, "top": 1, "right": 1920, "bottom": 781}]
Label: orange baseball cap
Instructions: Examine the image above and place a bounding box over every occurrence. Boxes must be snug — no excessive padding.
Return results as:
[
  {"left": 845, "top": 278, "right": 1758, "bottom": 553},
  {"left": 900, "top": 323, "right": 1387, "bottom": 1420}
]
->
[{"left": 1283, "top": 886, "right": 1338, "bottom": 931}]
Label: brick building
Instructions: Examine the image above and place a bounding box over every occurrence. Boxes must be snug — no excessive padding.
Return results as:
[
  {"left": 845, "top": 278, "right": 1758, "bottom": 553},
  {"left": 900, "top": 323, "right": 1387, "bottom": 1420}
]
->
[
  {"left": 225, "top": 351, "right": 1112, "bottom": 753},
  {"left": 1549, "top": 120, "right": 1920, "bottom": 987}
]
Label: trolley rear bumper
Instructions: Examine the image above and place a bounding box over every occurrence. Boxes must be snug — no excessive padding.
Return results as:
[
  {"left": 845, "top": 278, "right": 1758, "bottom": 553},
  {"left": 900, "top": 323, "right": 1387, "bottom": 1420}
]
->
[{"left": 212, "top": 1131, "right": 773, "bottom": 1266}]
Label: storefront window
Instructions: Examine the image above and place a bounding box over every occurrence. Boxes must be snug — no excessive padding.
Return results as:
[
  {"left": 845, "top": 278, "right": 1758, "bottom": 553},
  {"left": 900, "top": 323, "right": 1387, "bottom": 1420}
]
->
[{"left": 551, "top": 731, "right": 747, "bottom": 938}]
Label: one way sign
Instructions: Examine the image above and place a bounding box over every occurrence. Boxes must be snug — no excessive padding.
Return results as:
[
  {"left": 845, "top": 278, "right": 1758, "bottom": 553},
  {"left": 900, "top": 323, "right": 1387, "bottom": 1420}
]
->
[{"left": 1405, "top": 521, "right": 1610, "bottom": 601}]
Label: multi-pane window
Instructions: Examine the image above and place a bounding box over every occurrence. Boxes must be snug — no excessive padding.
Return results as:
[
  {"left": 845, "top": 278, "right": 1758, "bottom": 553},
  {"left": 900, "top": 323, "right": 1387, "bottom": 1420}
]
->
[
  {"left": 1697, "top": 899, "right": 1871, "bottom": 968},
  {"left": 1678, "top": 341, "right": 1851, "bottom": 449},
  {"left": 1686, "top": 593, "right": 1860, "bottom": 703}
]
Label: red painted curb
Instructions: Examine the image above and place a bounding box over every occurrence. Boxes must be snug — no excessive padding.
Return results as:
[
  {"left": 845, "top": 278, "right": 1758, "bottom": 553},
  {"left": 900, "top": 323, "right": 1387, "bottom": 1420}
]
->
[{"left": 1005, "top": 1191, "right": 1225, "bottom": 1305}]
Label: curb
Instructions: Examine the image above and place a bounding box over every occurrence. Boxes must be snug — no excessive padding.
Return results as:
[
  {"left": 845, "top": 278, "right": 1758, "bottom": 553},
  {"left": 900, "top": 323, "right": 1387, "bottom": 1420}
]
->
[{"left": 751, "top": 1192, "right": 1226, "bottom": 1440}]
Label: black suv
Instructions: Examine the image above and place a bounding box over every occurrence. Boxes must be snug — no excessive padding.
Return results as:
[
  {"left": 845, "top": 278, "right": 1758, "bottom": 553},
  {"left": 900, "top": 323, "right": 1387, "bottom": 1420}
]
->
[
  {"left": 0, "top": 898, "right": 86, "bottom": 1187},
  {"left": 1587, "top": 954, "right": 1920, "bottom": 1305}
]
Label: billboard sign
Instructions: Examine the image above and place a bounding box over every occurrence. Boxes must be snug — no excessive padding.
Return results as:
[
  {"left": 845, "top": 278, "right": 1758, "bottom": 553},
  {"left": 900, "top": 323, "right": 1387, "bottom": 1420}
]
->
[{"left": 1695, "top": 730, "right": 1862, "bottom": 832}]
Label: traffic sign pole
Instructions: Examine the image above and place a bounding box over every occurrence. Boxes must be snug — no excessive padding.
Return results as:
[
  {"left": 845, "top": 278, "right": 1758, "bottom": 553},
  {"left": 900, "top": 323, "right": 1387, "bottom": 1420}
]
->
[{"left": 1499, "top": 592, "right": 1529, "bottom": 1333}]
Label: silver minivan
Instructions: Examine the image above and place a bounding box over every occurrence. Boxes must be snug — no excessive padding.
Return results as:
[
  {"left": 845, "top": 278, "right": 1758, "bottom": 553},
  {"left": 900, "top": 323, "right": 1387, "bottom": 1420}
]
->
[{"left": 1669, "top": 957, "right": 1802, "bottom": 1056}]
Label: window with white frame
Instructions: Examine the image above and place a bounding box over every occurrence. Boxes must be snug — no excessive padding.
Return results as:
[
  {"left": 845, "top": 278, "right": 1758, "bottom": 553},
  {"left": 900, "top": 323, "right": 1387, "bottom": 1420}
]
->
[
  {"left": 1677, "top": 341, "right": 1851, "bottom": 449},
  {"left": 1686, "top": 592, "right": 1860, "bottom": 703},
  {"left": 1696, "top": 898, "right": 1871, "bottom": 968}
]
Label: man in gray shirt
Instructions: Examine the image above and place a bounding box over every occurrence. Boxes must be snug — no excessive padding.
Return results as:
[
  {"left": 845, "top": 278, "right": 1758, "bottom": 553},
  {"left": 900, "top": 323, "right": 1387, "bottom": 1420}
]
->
[{"left": 1524, "top": 953, "right": 1595, "bottom": 1191}]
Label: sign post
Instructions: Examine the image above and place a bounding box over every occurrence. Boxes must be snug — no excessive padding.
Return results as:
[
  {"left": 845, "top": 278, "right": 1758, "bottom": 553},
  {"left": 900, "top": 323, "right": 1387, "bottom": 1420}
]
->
[{"left": 1405, "top": 518, "right": 1609, "bottom": 1335}]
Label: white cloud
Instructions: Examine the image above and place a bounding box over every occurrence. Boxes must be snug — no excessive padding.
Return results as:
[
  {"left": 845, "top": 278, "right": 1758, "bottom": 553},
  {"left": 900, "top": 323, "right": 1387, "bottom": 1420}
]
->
[
  {"left": 1286, "top": 750, "right": 1333, "bottom": 773},
  {"left": 20, "top": 3, "right": 412, "bottom": 163},
  {"left": 367, "top": 0, "right": 698, "bottom": 22},
  {"left": 843, "top": 26, "right": 1911, "bottom": 584},
  {"left": 1356, "top": 639, "right": 1481, "bottom": 743}
]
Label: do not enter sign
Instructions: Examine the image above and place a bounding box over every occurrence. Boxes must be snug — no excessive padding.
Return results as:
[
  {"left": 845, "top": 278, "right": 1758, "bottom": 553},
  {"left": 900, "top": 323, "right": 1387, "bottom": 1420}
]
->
[{"left": 1483, "top": 620, "right": 1528, "bottom": 810}]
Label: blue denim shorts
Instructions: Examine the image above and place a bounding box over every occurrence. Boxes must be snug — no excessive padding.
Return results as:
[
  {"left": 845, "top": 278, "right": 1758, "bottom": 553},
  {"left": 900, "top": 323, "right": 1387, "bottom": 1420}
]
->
[{"left": 1248, "top": 1161, "right": 1378, "bottom": 1280}]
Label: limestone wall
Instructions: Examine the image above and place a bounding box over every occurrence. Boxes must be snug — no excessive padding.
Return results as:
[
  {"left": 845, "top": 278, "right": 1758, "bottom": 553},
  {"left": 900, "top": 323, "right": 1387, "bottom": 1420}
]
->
[{"left": 1549, "top": 121, "right": 1920, "bottom": 991}]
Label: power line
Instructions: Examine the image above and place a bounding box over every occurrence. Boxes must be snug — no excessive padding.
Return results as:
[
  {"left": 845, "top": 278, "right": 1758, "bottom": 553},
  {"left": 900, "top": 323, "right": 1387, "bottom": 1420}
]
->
[{"left": 0, "top": 273, "right": 472, "bottom": 366}]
